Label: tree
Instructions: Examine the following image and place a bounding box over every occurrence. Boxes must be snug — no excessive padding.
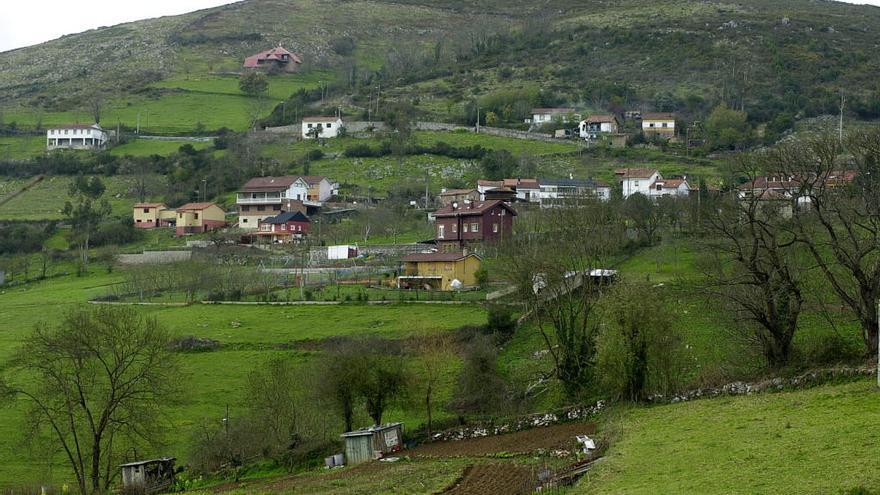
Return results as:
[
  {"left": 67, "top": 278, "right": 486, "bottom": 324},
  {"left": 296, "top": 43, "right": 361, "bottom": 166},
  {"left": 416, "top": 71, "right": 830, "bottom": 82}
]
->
[
  {"left": 499, "top": 202, "right": 625, "bottom": 397},
  {"left": 357, "top": 353, "right": 407, "bottom": 426},
  {"left": 700, "top": 157, "right": 804, "bottom": 368},
  {"left": 623, "top": 192, "right": 662, "bottom": 246},
  {"left": 0, "top": 306, "right": 179, "bottom": 494},
  {"left": 239, "top": 72, "right": 269, "bottom": 97},
  {"left": 771, "top": 130, "right": 880, "bottom": 355},
  {"left": 595, "top": 281, "right": 683, "bottom": 401},
  {"left": 63, "top": 176, "right": 111, "bottom": 274},
  {"left": 451, "top": 334, "right": 507, "bottom": 414},
  {"left": 317, "top": 343, "right": 364, "bottom": 432},
  {"left": 412, "top": 336, "right": 453, "bottom": 436},
  {"left": 480, "top": 149, "right": 516, "bottom": 180},
  {"left": 706, "top": 103, "right": 750, "bottom": 150}
]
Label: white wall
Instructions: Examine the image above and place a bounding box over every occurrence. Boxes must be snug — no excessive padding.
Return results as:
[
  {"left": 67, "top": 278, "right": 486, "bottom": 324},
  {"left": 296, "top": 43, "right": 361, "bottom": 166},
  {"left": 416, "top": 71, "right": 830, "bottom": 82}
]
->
[{"left": 302, "top": 119, "right": 343, "bottom": 139}]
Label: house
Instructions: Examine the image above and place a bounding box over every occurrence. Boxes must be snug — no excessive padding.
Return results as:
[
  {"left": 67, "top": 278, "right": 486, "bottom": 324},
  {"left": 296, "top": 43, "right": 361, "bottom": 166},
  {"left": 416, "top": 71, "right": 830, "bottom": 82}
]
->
[
  {"left": 237, "top": 175, "right": 334, "bottom": 229},
  {"left": 737, "top": 171, "right": 856, "bottom": 203},
  {"left": 341, "top": 423, "right": 403, "bottom": 466},
  {"left": 538, "top": 177, "right": 612, "bottom": 206},
  {"left": 256, "top": 211, "right": 310, "bottom": 243},
  {"left": 476, "top": 179, "right": 540, "bottom": 203},
  {"left": 433, "top": 200, "right": 516, "bottom": 251},
  {"left": 302, "top": 116, "right": 343, "bottom": 139},
  {"left": 175, "top": 203, "right": 226, "bottom": 236},
  {"left": 243, "top": 45, "right": 303, "bottom": 72},
  {"left": 642, "top": 113, "right": 676, "bottom": 138},
  {"left": 46, "top": 124, "right": 108, "bottom": 150},
  {"left": 132, "top": 203, "right": 176, "bottom": 229},
  {"left": 120, "top": 458, "right": 175, "bottom": 494},
  {"left": 615, "top": 168, "right": 663, "bottom": 198},
  {"left": 578, "top": 115, "right": 620, "bottom": 140},
  {"left": 439, "top": 188, "right": 479, "bottom": 207},
  {"left": 528, "top": 108, "right": 577, "bottom": 125},
  {"left": 399, "top": 252, "right": 482, "bottom": 291},
  {"left": 650, "top": 177, "right": 692, "bottom": 198}
]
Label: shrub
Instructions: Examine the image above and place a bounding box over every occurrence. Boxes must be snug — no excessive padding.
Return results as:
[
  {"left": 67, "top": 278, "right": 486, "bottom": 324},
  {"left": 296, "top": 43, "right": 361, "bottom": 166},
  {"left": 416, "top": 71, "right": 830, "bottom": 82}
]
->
[{"left": 486, "top": 304, "right": 516, "bottom": 341}]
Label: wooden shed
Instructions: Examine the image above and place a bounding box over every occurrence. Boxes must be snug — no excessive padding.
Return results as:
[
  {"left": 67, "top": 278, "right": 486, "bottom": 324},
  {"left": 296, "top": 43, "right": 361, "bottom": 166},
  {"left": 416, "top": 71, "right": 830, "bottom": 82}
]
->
[
  {"left": 340, "top": 423, "right": 403, "bottom": 465},
  {"left": 119, "top": 457, "right": 175, "bottom": 494}
]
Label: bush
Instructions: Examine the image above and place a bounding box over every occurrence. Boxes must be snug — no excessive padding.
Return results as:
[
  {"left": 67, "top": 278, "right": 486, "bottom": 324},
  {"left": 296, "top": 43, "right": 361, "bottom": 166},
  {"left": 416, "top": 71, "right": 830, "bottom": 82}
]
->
[
  {"left": 486, "top": 304, "right": 516, "bottom": 341},
  {"left": 474, "top": 267, "right": 489, "bottom": 288}
]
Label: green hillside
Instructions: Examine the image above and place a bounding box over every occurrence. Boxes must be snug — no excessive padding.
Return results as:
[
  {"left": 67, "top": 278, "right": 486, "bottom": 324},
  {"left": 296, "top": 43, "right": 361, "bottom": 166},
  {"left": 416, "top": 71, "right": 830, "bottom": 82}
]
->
[{"left": 1, "top": 0, "right": 880, "bottom": 136}]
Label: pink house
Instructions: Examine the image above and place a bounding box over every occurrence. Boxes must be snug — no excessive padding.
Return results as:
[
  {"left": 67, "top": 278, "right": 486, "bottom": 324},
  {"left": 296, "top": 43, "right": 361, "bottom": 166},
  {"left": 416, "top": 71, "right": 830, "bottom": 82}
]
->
[{"left": 243, "top": 46, "right": 303, "bottom": 72}]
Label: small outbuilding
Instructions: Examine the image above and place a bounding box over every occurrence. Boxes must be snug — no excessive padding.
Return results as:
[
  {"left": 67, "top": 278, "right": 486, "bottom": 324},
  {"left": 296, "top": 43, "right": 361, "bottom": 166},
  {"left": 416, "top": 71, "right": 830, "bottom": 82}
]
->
[
  {"left": 341, "top": 423, "right": 403, "bottom": 466},
  {"left": 119, "top": 457, "right": 175, "bottom": 494}
]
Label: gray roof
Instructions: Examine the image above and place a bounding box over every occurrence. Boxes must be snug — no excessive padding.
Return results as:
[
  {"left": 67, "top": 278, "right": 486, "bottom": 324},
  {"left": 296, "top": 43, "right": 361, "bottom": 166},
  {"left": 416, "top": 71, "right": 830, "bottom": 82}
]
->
[
  {"left": 119, "top": 457, "right": 175, "bottom": 468},
  {"left": 341, "top": 423, "right": 403, "bottom": 438}
]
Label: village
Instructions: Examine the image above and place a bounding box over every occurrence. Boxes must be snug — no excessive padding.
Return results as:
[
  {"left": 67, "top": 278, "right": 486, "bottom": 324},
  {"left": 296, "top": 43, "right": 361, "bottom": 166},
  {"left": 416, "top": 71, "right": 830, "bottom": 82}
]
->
[{"left": 2, "top": 5, "right": 880, "bottom": 493}]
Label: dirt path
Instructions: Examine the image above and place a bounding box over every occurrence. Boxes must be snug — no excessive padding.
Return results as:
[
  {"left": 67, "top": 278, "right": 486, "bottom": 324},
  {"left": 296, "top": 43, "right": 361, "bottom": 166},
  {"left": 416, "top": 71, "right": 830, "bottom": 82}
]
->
[
  {"left": 409, "top": 421, "right": 596, "bottom": 457},
  {"left": 441, "top": 464, "right": 535, "bottom": 495}
]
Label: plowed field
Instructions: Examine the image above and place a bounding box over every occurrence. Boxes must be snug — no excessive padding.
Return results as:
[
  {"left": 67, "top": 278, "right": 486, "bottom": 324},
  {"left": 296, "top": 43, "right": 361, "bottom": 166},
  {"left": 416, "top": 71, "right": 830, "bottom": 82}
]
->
[{"left": 409, "top": 421, "right": 596, "bottom": 457}]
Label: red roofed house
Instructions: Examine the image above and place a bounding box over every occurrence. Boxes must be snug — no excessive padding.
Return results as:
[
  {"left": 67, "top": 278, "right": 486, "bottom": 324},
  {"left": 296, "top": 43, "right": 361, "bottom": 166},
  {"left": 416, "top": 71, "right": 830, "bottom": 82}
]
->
[
  {"left": 47, "top": 124, "right": 109, "bottom": 150},
  {"left": 175, "top": 203, "right": 226, "bottom": 236},
  {"left": 132, "top": 203, "right": 176, "bottom": 229},
  {"left": 243, "top": 45, "right": 303, "bottom": 72},
  {"left": 433, "top": 200, "right": 517, "bottom": 251},
  {"left": 237, "top": 175, "right": 335, "bottom": 229},
  {"left": 398, "top": 252, "right": 482, "bottom": 291},
  {"left": 650, "top": 177, "right": 693, "bottom": 198},
  {"left": 256, "top": 211, "right": 311, "bottom": 244}
]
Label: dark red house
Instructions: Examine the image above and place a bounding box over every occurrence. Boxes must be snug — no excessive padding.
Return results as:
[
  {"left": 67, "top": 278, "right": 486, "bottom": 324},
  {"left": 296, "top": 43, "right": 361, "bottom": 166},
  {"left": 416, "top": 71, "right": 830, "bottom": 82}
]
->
[
  {"left": 256, "top": 211, "right": 311, "bottom": 243},
  {"left": 433, "top": 200, "right": 516, "bottom": 251}
]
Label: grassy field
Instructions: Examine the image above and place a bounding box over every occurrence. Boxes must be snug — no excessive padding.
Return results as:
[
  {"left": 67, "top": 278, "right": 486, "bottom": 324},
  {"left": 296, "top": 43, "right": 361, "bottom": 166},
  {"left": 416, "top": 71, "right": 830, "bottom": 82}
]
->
[
  {"left": 579, "top": 379, "right": 880, "bottom": 494},
  {"left": 110, "top": 139, "right": 211, "bottom": 157},
  {"left": 0, "top": 136, "right": 45, "bottom": 160},
  {"left": 0, "top": 175, "right": 155, "bottom": 220},
  {"left": 0, "top": 267, "right": 487, "bottom": 486}
]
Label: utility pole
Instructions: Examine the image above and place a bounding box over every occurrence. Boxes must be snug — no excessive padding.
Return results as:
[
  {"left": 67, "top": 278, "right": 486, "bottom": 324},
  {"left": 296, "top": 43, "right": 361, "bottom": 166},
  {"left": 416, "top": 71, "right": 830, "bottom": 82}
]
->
[
  {"left": 476, "top": 106, "right": 481, "bottom": 134},
  {"left": 136, "top": 112, "right": 140, "bottom": 135},
  {"left": 839, "top": 89, "right": 846, "bottom": 144}
]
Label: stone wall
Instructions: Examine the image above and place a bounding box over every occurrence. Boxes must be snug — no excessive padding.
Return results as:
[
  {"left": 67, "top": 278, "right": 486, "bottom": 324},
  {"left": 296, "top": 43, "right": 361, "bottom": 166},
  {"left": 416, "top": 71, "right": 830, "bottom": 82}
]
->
[
  {"left": 117, "top": 250, "right": 191, "bottom": 265},
  {"left": 308, "top": 243, "right": 429, "bottom": 265}
]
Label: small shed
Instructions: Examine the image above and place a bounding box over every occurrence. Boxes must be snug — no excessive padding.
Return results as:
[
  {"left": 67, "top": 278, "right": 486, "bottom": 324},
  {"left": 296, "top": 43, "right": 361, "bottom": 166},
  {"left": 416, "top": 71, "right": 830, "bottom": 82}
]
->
[
  {"left": 119, "top": 457, "right": 175, "bottom": 494},
  {"left": 341, "top": 423, "right": 403, "bottom": 465}
]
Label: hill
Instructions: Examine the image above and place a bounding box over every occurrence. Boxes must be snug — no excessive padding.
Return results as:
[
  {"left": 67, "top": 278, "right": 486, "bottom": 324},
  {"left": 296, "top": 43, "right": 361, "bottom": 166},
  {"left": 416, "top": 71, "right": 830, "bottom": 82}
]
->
[{"left": 2, "top": 0, "right": 880, "bottom": 135}]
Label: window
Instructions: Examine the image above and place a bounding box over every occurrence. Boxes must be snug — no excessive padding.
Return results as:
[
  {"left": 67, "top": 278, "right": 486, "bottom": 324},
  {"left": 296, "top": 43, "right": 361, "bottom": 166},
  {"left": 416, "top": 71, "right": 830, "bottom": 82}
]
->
[
  {"left": 649, "top": 123, "right": 655, "bottom": 128},
  {"left": 463, "top": 224, "right": 469, "bottom": 233},
  {"left": 452, "top": 224, "right": 457, "bottom": 232},
  {"left": 634, "top": 181, "right": 640, "bottom": 187},
  {"left": 471, "top": 223, "right": 479, "bottom": 232},
  {"left": 242, "top": 218, "right": 248, "bottom": 223},
  {"left": 143, "top": 208, "right": 149, "bottom": 213},
  {"left": 307, "top": 123, "right": 313, "bottom": 128},
  {"left": 662, "top": 123, "right": 668, "bottom": 128},
  {"left": 194, "top": 213, "right": 199, "bottom": 220},
  {"left": 500, "top": 209, "right": 505, "bottom": 216},
  {"left": 438, "top": 225, "right": 445, "bottom": 238},
  {"left": 257, "top": 205, "right": 265, "bottom": 212},
  {"left": 656, "top": 184, "right": 662, "bottom": 190},
  {"left": 241, "top": 205, "right": 250, "bottom": 212},
  {"left": 493, "top": 223, "right": 498, "bottom": 233},
  {"left": 326, "top": 123, "right": 332, "bottom": 128},
  {"left": 281, "top": 224, "right": 286, "bottom": 230}
]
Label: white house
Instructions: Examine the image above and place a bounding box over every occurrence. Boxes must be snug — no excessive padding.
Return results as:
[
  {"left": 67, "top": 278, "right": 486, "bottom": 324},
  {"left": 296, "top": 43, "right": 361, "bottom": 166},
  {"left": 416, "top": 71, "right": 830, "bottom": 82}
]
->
[
  {"left": 538, "top": 177, "right": 611, "bottom": 206},
  {"left": 615, "top": 168, "right": 663, "bottom": 198},
  {"left": 578, "top": 115, "right": 620, "bottom": 140},
  {"left": 237, "top": 175, "right": 335, "bottom": 229},
  {"left": 528, "top": 108, "right": 577, "bottom": 125},
  {"left": 642, "top": 112, "right": 676, "bottom": 138},
  {"left": 302, "top": 116, "right": 343, "bottom": 139},
  {"left": 650, "top": 178, "right": 692, "bottom": 198},
  {"left": 47, "top": 124, "right": 108, "bottom": 150}
]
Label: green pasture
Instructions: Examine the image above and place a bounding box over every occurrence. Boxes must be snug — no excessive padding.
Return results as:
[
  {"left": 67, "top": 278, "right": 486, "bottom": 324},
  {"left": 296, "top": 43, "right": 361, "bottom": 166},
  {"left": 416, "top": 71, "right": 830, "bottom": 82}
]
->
[
  {"left": 0, "top": 175, "right": 149, "bottom": 220},
  {"left": 0, "top": 136, "right": 45, "bottom": 160},
  {"left": 110, "top": 139, "right": 211, "bottom": 157}
]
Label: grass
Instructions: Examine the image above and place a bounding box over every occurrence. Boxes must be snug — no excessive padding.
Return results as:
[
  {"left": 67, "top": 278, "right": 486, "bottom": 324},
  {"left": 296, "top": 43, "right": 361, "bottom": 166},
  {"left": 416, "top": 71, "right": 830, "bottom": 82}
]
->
[
  {"left": 0, "top": 268, "right": 487, "bottom": 486},
  {"left": 151, "top": 71, "right": 331, "bottom": 101},
  {"left": 0, "top": 175, "right": 154, "bottom": 220},
  {"left": 110, "top": 139, "right": 210, "bottom": 157},
  {"left": 579, "top": 379, "right": 880, "bottom": 494},
  {"left": 0, "top": 136, "right": 45, "bottom": 160}
]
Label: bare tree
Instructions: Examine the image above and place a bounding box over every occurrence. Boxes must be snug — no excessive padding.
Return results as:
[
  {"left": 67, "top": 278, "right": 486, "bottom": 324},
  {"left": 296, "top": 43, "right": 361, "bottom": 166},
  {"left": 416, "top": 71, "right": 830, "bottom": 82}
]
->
[
  {"left": 770, "top": 130, "right": 880, "bottom": 355},
  {"left": 701, "top": 157, "right": 804, "bottom": 367},
  {"left": 0, "top": 306, "right": 180, "bottom": 494},
  {"left": 410, "top": 335, "right": 453, "bottom": 436},
  {"left": 499, "top": 201, "right": 625, "bottom": 397}
]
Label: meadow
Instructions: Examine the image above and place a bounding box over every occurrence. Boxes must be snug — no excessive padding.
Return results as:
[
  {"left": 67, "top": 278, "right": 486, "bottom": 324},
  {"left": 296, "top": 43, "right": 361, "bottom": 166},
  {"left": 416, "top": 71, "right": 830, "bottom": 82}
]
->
[{"left": 0, "top": 175, "right": 155, "bottom": 220}]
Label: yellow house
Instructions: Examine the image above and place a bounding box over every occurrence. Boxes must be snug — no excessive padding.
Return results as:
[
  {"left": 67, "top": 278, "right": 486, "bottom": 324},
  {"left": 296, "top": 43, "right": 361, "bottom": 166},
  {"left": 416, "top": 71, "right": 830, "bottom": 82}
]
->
[
  {"left": 175, "top": 202, "right": 227, "bottom": 236},
  {"left": 398, "top": 252, "right": 482, "bottom": 291},
  {"left": 132, "top": 203, "right": 176, "bottom": 229}
]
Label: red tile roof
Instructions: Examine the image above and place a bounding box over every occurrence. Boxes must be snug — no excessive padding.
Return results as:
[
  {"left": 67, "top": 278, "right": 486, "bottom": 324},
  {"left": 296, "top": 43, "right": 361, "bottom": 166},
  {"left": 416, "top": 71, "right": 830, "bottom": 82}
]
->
[
  {"left": 243, "top": 46, "right": 303, "bottom": 68},
  {"left": 176, "top": 202, "right": 220, "bottom": 212},
  {"left": 434, "top": 199, "right": 517, "bottom": 217},
  {"left": 240, "top": 176, "right": 299, "bottom": 192},
  {"left": 585, "top": 114, "right": 618, "bottom": 124},
  {"left": 134, "top": 203, "right": 167, "bottom": 208},
  {"left": 401, "top": 252, "right": 482, "bottom": 262},
  {"left": 502, "top": 178, "right": 540, "bottom": 189},
  {"left": 657, "top": 178, "right": 688, "bottom": 188},
  {"left": 615, "top": 168, "right": 660, "bottom": 179}
]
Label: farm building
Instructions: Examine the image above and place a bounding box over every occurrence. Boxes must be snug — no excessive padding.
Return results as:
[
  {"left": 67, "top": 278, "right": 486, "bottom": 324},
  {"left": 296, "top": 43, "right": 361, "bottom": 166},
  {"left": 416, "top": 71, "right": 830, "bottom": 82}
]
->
[
  {"left": 642, "top": 112, "right": 676, "bottom": 138},
  {"left": 399, "top": 251, "right": 482, "bottom": 291},
  {"left": 133, "top": 203, "right": 176, "bottom": 229},
  {"left": 243, "top": 45, "right": 303, "bottom": 72},
  {"left": 46, "top": 123, "right": 108, "bottom": 150},
  {"left": 302, "top": 116, "right": 344, "bottom": 139},
  {"left": 341, "top": 423, "right": 403, "bottom": 465},
  {"left": 174, "top": 202, "right": 226, "bottom": 236},
  {"left": 119, "top": 458, "right": 175, "bottom": 494}
]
